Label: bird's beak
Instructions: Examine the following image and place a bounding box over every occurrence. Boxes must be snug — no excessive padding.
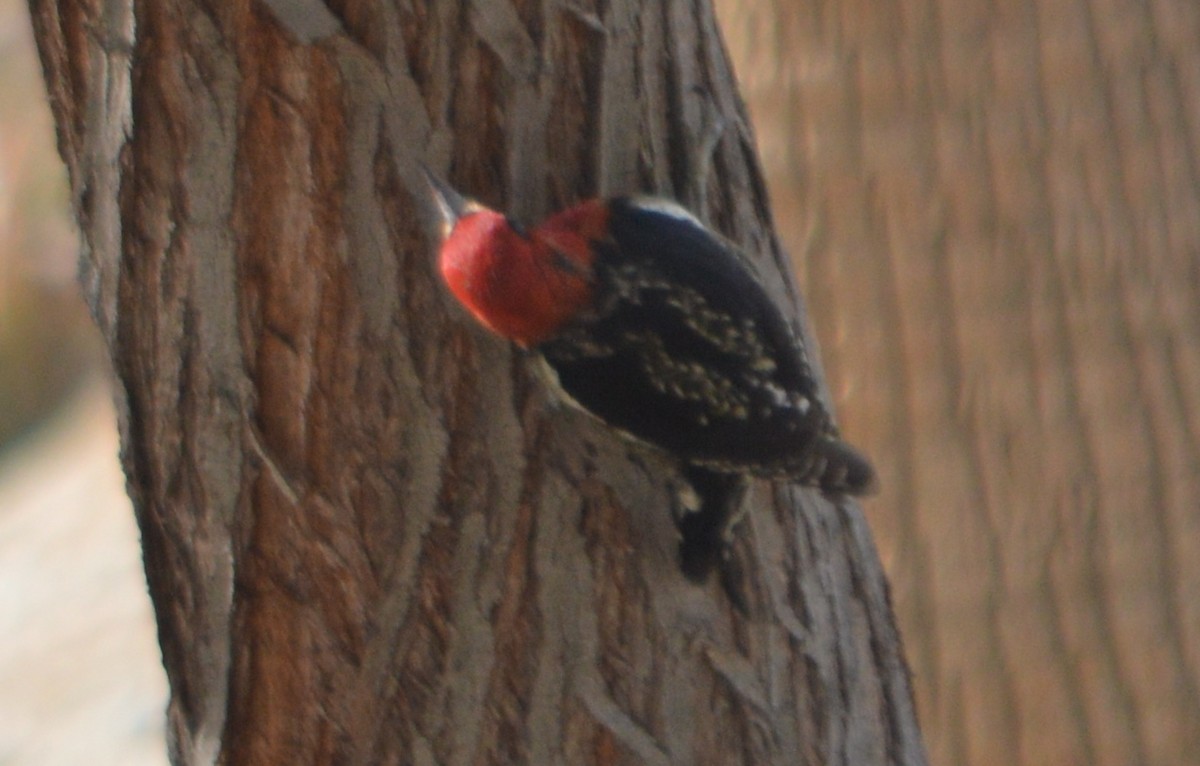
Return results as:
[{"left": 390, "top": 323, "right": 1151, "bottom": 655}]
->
[{"left": 419, "top": 163, "right": 471, "bottom": 238}]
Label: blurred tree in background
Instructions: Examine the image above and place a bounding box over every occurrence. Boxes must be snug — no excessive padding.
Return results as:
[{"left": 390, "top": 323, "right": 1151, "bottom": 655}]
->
[
  {"left": 717, "top": 1, "right": 1200, "bottom": 764},
  {"left": 0, "top": 0, "right": 99, "bottom": 450}
]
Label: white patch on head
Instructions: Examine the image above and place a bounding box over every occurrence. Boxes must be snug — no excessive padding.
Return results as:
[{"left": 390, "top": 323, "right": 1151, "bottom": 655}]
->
[
  {"left": 440, "top": 201, "right": 490, "bottom": 241},
  {"left": 627, "top": 197, "right": 706, "bottom": 229}
]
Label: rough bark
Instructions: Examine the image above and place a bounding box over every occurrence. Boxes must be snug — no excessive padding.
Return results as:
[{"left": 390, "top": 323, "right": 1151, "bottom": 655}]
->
[
  {"left": 718, "top": 1, "right": 1200, "bottom": 765},
  {"left": 29, "top": 0, "right": 923, "bottom": 764}
]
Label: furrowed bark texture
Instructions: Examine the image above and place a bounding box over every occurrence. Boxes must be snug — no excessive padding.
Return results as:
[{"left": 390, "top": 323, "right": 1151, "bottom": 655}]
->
[
  {"left": 29, "top": 0, "right": 924, "bottom": 764},
  {"left": 718, "top": 1, "right": 1200, "bottom": 765}
]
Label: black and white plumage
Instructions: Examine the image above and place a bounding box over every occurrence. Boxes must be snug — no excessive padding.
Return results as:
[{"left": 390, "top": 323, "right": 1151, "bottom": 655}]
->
[
  {"left": 427, "top": 173, "right": 875, "bottom": 585},
  {"left": 537, "top": 197, "right": 875, "bottom": 496}
]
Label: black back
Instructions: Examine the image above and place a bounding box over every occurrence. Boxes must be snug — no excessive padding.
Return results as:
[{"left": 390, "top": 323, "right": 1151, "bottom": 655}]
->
[{"left": 537, "top": 198, "right": 833, "bottom": 476}]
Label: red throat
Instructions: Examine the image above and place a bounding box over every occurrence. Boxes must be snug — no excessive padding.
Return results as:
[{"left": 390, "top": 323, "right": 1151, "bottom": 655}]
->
[{"left": 438, "top": 203, "right": 606, "bottom": 347}]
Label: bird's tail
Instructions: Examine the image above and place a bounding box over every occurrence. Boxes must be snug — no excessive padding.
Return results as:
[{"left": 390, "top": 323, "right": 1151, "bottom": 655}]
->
[{"left": 803, "top": 436, "right": 878, "bottom": 496}]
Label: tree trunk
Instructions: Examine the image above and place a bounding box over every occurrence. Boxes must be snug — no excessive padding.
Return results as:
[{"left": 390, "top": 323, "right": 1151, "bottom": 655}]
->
[
  {"left": 718, "top": 1, "right": 1200, "bottom": 765},
  {"left": 29, "top": 0, "right": 923, "bottom": 764}
]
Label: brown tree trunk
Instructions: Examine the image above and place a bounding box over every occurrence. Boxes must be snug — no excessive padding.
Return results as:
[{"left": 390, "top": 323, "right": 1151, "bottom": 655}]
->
[
  {"left": 718, "top": 1, "right": 1200, "bottom": 765},
  {"left": 29, "top": 0, "right": 923, "bottom": 764}
]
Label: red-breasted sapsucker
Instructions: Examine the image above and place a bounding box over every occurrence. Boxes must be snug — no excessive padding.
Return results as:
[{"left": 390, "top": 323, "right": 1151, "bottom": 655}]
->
[{"left": 424, "top": 169, "right": 875, "bottom": 583}]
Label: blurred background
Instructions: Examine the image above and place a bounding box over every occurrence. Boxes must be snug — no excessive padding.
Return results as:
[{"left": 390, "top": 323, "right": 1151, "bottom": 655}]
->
[
  {"left": 4, "top": 0, "right": 1199, "bottom": 765},
  {"left": 0, "top": 1, "right": 167, "bottom": 763},
  {"left": 718, "top": 0, "right": 1200, "bottom": 764}
]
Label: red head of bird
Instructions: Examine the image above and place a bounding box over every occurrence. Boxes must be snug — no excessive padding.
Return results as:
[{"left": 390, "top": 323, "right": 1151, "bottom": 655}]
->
[{"left": 423, "top": 168, "right": 609, "bottom": 348}]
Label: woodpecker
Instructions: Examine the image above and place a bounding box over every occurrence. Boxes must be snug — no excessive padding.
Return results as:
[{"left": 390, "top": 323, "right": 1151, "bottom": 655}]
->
[{"left": 423, "top": 168, "right": 876, "bottom": 582}]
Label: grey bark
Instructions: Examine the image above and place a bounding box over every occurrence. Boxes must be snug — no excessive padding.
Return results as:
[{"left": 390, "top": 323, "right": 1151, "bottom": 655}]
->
[{"left": 28, "top": 0, "right": 924, "bottom": 764}]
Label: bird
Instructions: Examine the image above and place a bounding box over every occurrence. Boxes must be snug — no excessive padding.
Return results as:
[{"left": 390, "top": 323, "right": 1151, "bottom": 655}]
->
[{"left": 422, "top": 166, "right": 875, "bottom": 582}]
